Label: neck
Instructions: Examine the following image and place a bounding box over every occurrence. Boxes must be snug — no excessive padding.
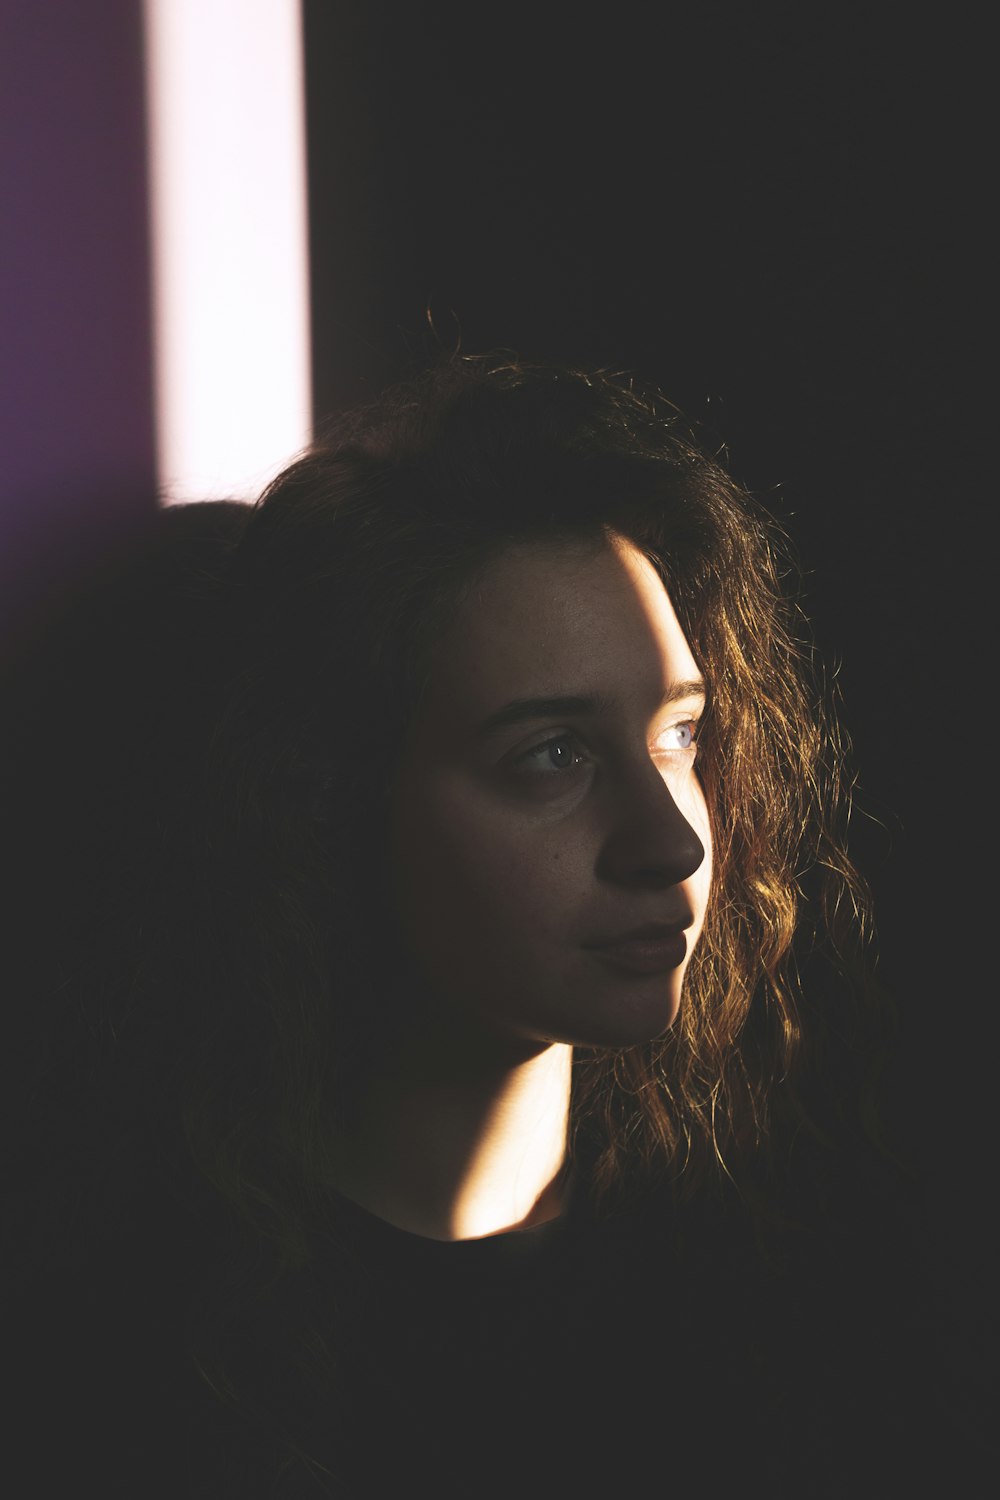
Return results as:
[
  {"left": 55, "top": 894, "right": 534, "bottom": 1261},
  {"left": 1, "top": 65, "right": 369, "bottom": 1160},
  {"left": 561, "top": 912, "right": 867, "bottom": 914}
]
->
[{"left": 329, "top": 1023, "right": 574, "bottom": 1242}]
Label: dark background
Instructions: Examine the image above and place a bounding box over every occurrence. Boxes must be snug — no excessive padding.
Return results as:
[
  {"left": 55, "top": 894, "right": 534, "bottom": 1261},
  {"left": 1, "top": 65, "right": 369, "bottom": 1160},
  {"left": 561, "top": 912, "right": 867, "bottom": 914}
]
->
[
  {"left": 0, "top": 0, "right": 986, "bottom": 1341},
  {"left": 303, "top": 2, "right": 987, "bottom": 1295}
]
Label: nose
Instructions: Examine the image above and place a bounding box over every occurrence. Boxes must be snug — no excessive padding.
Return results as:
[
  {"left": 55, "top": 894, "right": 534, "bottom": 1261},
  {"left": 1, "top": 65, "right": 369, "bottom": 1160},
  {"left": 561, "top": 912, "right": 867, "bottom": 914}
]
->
[{"left": 595, "top": 756, "right": 707, "bottom": 890}]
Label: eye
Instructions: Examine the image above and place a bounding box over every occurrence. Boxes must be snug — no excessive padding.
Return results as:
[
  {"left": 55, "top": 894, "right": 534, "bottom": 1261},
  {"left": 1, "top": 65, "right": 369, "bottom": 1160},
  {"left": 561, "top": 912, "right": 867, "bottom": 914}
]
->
[
  {"left": 514, "top": 731, "right": 592, "bottom": 775},
  {"left": 654, "top": 719, "right": 699, "bottom": 755}
]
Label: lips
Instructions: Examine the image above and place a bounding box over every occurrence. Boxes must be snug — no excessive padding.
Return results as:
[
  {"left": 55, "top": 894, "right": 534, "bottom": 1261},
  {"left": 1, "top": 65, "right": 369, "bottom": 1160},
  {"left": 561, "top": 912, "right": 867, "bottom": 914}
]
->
[{"left": 584, "top": 922, "right": 690, "bottom": 975}]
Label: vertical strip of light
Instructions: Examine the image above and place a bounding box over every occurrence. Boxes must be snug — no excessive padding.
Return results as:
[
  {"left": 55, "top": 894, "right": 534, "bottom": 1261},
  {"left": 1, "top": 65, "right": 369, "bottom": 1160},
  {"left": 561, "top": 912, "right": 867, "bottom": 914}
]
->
[{"left": 143, "top": 0, "right": 311, "bottom": 504}]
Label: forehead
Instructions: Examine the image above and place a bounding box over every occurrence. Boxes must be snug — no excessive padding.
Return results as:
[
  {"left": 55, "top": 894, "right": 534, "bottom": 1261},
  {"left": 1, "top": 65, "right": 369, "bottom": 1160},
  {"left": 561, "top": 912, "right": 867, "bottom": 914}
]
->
[{"left": 417, "top": 534, "right": 700, "bottom": 729}]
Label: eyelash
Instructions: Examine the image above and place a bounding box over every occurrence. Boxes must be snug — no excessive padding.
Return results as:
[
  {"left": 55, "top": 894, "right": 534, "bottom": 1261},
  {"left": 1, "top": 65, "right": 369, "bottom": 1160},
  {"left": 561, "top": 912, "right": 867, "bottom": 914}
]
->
[{"left": 514, "top": 720, "right": 701, "bottom": 776}]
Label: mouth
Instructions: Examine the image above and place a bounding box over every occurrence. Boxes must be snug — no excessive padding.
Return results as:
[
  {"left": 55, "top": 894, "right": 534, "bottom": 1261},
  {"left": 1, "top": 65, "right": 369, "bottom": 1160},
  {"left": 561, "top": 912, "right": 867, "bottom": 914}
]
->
[{"left": 583, "top": 925, "right": 689, "bottom": 976}]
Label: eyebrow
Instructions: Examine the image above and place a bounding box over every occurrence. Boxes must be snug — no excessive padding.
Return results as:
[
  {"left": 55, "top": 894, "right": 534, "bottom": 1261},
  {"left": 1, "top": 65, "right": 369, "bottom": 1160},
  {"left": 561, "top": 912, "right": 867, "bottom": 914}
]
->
[{"left": 476, "top": 679, "right": 707, "bottom": 738}]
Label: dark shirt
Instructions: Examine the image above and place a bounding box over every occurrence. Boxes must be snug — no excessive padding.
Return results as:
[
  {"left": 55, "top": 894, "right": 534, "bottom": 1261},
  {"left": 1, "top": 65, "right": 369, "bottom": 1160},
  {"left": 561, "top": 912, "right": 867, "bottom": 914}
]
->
[{"left": 5, "top": 1148, "right": 980, "bottom": 1499}]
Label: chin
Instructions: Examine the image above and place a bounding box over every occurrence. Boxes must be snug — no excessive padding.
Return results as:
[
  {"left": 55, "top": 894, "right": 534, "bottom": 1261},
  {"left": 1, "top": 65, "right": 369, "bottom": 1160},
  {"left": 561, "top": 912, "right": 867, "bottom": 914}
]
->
[
  {"left": 527, "top": 984, "right": 684, "bottom": 1050},
  {"left": 579, "top": 1007, "right": 681, "bottom": 1049}
]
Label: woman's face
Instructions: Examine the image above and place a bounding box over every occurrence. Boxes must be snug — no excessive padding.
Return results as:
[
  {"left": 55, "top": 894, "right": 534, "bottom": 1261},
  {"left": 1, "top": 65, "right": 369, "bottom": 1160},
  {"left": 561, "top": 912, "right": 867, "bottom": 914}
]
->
[{"left": 385, "top": 532, "right": 712, "bottom": 1053}]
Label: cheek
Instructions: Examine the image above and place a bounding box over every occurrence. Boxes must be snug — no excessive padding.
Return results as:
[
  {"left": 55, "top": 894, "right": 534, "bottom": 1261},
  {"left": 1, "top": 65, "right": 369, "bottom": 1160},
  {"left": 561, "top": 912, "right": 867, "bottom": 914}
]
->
[
  {"left": 390, "top": 790, "right": 579, "bottom": 960},
  {"left": 675, "top": 774, "right": 713, "bottom": 919},
  {"left": 691, "top": 782, "right": 713, "bottom": 873}
]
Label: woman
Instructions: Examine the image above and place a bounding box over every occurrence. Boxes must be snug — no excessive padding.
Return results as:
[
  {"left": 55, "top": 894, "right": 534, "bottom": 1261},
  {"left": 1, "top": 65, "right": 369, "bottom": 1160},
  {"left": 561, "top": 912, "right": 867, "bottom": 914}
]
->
[{"left": 3, "top": 354, "right": 962, "bottom": 1496}]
